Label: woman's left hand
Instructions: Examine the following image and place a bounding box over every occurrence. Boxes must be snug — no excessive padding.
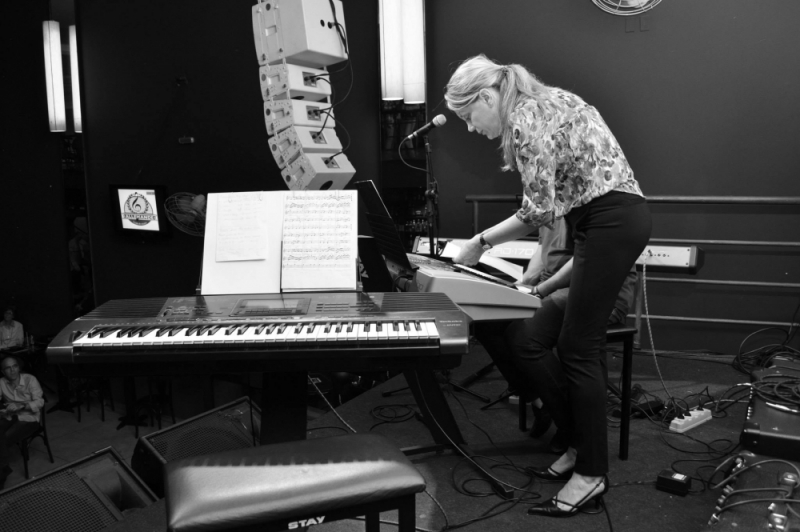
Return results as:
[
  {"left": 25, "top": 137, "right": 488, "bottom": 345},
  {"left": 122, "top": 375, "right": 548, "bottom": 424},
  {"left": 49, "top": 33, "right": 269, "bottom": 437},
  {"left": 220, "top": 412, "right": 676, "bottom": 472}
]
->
[{"left": 452, "top": 235, "right": 485, "bottom": 266}]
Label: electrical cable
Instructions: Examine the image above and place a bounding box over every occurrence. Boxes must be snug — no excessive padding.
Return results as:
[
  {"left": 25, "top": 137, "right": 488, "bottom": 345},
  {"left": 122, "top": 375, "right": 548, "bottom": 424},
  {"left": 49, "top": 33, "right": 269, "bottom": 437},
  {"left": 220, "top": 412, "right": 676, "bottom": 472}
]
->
[
  {"left": 407, "top": 371, "right": 543, "bottom": 497},
  {"left": 368, "top": 403, "right": 417, "bottom": 431},
  {"left": 732, "top": 298, "right": 800, "bottom": 375},
  {"left": 641, "top": 254, "right": 676, "bottom": 403},
  {"left": 398, "top": 141, "right": 428, "bottom": 173},
  {"left": 307, "top": 375, "right": 358, "bottom": 433}
]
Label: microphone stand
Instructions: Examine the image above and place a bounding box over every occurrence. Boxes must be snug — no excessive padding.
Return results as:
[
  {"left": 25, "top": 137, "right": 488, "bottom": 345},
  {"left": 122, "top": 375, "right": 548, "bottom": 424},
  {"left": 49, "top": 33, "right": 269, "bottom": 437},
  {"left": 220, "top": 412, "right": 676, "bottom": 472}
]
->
[
  {"left": 422, "top": 133, "right": 438, "bottom": 257},
  {"left": 401, "top": 132, "right": 489, "bottom": 403}
]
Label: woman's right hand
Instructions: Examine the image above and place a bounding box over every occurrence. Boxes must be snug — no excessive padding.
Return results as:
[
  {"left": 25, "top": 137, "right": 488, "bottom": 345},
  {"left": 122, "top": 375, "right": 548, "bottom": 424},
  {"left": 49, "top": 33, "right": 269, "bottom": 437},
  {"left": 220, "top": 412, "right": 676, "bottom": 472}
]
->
[{"left": 452, "top": 235, "right": 485, "bottom": 266}]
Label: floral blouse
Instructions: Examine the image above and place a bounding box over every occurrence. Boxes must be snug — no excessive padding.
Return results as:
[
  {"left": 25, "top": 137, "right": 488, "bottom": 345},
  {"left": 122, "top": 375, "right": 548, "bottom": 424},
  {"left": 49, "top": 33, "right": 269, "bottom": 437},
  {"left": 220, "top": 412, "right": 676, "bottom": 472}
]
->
[{"left": 512, "top": 89, "right": 644, "bottom": 227}]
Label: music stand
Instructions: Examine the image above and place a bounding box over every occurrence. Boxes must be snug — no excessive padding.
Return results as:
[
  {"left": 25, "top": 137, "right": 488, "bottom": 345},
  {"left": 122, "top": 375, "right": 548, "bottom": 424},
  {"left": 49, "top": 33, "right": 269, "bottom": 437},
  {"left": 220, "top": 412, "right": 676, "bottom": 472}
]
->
[{"left": 348, "top": 180, "right": 490, "bottom": 403}]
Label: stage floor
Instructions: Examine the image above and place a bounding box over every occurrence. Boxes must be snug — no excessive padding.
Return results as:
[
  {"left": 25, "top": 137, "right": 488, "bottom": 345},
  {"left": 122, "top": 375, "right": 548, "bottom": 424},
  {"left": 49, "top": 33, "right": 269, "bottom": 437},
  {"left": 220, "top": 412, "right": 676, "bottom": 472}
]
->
[{"left": 4, "top": 338, "right": 780, "bottom": 532}]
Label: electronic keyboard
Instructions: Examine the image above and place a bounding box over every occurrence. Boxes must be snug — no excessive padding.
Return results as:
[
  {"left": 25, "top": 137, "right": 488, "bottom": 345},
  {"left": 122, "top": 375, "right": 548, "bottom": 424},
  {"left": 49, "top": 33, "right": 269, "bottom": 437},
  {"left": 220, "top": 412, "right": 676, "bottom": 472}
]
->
[
  {"left": 406, "top": 254, "right": 541, "bottom": 322},
  {"left": 47, "top": 291, "right": 471, "bottom": 451},
  {"left": 47, "top": 292, "right": 469, "bottom": 373}
]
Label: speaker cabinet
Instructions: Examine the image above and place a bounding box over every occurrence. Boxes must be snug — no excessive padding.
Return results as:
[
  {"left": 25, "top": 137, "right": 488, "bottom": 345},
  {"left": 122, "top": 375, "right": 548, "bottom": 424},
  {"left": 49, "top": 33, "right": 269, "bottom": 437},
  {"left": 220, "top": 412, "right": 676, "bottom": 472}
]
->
[
  {"left": 0, "top": 447, "right": 156, "bottom": 532},
  {"left": 741, "top": 363, "right": 800, "bottom": 461},
  {"left": 132, "top": 396, "right": 260, "bottom": 498}
]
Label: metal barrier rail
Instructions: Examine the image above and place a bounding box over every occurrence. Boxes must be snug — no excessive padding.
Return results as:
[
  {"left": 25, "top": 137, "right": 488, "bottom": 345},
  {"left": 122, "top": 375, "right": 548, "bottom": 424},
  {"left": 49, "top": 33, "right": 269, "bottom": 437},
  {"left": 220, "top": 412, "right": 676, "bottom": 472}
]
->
[{"left": 464, "top": 195, "right": 800, "bottom": 332}]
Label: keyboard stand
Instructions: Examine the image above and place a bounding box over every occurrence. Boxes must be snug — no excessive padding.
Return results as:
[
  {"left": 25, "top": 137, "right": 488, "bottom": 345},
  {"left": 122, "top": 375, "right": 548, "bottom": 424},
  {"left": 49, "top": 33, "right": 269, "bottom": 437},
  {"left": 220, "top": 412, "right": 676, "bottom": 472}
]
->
[
  {"left": 381, "top": 371, "right": 491, "bottom": 403},
  {"left": 260, "top": 368, "right": 513, "bottom": 499}
]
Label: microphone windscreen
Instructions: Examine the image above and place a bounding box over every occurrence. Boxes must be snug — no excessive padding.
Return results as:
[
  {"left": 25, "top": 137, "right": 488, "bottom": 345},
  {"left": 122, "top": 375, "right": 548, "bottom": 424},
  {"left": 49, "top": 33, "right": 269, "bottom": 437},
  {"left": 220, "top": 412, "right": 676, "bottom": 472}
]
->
[{"left": 432, "top": 114, "right": 447, "bottom": 127}]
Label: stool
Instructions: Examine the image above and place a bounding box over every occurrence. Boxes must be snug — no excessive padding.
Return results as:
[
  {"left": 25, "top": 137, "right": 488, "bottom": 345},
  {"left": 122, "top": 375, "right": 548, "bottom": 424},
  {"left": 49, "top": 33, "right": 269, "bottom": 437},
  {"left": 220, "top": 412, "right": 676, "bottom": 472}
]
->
[
  {"left": 518, "top": 324, "right": 638, "bottom": 460},
  {"left": 165, "top": 433, "right": 426, "bottom": 532}
]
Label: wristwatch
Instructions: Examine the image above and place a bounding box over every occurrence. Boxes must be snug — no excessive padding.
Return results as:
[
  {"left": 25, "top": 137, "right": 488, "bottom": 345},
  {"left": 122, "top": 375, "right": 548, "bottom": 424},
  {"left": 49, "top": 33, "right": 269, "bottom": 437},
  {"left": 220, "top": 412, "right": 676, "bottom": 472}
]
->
[{"left": 479, "top": 233, "right": 493, "bottom": 251}]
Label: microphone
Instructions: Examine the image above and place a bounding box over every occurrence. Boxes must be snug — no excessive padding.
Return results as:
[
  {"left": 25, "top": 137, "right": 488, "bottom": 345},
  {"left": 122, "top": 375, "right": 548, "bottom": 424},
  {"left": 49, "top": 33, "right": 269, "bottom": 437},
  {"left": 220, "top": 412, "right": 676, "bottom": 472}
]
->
[{"left": 405, "top": 114, "right": 447, "bottom": 140}]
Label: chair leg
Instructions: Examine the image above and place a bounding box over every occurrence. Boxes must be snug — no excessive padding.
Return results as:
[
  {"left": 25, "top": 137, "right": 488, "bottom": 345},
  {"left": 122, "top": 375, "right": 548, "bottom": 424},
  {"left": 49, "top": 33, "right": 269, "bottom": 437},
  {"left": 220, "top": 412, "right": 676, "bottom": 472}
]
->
[
  {"left": 365, "top": 512, "right": 380, "bottom": 532},
  {"left": 44, "top": 434, "right": 54, "bottom": 463},
  {"left": 619, "top": 334, "right": 634, "bottom": 461},
  {"left": 397, "top": 495, "right": 416, "bottom": 532},
  {"left": 20, "top": 443, "right": 30, "bottom": 479},
  {"left": 518, "top": 394, "right": 528, "bottom": 431}
]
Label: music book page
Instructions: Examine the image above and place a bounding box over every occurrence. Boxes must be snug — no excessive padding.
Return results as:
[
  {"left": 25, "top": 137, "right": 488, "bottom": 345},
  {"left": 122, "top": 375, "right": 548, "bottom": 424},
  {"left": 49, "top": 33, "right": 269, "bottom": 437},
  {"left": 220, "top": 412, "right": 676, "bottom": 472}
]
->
[
  {"left": 280, "top": 190, "right": 358, "bottom": 292},
  {"left": 201, "top": 192, "right": 283, "bottom": 295},
  {"left": 200, "top": 190, "right": 358, "bottom": 295},
  {"left": 215, "top": 193, "right": 269, "bottom": 262}
]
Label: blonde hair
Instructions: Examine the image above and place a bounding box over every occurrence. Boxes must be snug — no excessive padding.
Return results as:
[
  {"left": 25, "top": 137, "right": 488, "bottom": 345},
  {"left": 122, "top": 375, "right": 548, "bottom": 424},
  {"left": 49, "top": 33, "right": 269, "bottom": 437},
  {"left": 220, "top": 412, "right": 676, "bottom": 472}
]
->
[{"left": 444, "top": 54, "right": 560, "bottom": 169}]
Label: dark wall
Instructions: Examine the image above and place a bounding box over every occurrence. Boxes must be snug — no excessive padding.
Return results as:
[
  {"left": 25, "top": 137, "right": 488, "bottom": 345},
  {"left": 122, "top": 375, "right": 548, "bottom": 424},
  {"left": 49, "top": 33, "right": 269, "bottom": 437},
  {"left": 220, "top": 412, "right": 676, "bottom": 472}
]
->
[
  {"left": 426, "top": 1, "right": 800, "bottom": 353},
  {"left": 1, "top": 1, "right": 73, "bottom": 336},
  {"left": 77, "top": 0, "right": 379, "bottom": 304}
]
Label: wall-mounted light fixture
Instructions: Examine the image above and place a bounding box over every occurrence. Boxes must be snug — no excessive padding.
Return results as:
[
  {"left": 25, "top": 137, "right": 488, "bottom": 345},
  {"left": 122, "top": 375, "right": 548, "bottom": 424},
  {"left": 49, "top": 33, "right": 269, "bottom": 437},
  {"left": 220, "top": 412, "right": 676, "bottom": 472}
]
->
[
  {"left": 42, "top": 21, "right": 66, "bottom": 132},
  {"left": 69, "top": 25, "right": 82, "bottom": 133},
  {"left": 379, "top": 0, "right": 425, "bottom": 104}
]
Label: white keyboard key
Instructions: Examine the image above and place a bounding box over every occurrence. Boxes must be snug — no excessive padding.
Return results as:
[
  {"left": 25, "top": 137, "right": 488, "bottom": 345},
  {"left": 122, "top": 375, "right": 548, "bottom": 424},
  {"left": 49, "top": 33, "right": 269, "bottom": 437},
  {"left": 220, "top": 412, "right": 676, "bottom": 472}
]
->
[
  {"left": 282, "top": 323, "right": 302, "bottom": 342},
  {"left": 333, "top": 322, "right": 349, "bottom": 342},
  {"left": 260, "top": 324, "right": 280, "bottom": 343},
  {"left": 423, "top": 321, "right": 440, "bottom": 340},
  {"left": 387, "top": 322, "right": 399, "bottom": 342},
  {"left": 356, "top": 322, "right": 369, "bottom": 342},
  {"left": 346, "top": 322, "right": 359, "bottom": 342},
  {"left": 273, "top": 324, "right": 293, "bottom": 342},
  {"left": 375, "top": 322, "right": 389, "bottom": 341},
  {"left": 366, "top": 322, "right": 378, "bottom": 341},
  {"left": 305, "top": 323, "right": 322, "bottom": 343},
  {"left": 412, "top": 321, "right": 428, "bottom": 340},
  {"left": 294, "top": 323, "right": 313, "bottom": 343},
  {"left": 406, "top": 321, "right": 420, "bottom": 341},
  {"left": 395, "top": 322, "right": 409, "bottom": 342},
  {"left": 318, "top": 323, "right": 337, "bottom": 342}
]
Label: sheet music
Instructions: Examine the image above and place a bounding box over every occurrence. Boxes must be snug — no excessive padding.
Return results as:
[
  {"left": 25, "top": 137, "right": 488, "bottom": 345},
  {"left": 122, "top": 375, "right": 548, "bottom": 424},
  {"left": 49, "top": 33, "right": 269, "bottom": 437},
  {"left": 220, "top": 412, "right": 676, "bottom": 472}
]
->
[
  {"left": 201, "top": 192, "right": 283, "bottom": 295},
  {"left": 281, "top": 190, "right": 358, "bottom": 291},
  {"left": 215, "top": 193, "right": 268, "bottom": 262}
]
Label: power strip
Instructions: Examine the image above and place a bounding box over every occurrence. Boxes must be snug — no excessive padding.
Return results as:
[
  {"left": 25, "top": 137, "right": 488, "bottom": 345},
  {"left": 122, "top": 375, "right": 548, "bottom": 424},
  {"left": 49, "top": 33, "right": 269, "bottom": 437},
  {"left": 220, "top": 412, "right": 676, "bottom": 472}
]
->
[
  {"left": 636, "top": 245, "right": 703, "bottom": 274},
  {"left": 669, "top": 408, "right": 712, "bottom": 433}
]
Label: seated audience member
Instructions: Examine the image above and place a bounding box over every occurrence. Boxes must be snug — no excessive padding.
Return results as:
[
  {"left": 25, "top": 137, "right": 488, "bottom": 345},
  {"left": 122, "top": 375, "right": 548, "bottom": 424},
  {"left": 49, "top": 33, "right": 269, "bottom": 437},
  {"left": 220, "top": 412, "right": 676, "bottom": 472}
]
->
[
  {"left": 0, "top": 308, "right": 24, "bottom": 351},
  {"left": 1, "top": 354, "right": 45, "bottom": 489}
]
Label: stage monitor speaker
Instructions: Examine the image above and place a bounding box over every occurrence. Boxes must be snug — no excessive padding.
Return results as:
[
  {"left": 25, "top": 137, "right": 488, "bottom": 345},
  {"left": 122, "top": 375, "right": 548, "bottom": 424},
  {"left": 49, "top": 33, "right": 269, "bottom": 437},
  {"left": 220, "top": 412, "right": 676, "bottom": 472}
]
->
[
  {"left": 0, "top": 447, "right": 156, "bottom": 532},
  {"left": 741, "top": 363, "right": 800, "bottom": 461},
  {"left": 131, "top": 396, "right": 260, "bottom": 498}
]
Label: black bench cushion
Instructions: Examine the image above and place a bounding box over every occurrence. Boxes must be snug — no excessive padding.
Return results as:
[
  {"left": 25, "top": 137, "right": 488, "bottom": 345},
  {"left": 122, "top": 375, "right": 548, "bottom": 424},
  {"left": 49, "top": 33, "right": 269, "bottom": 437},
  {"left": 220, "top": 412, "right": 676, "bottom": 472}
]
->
[{"left": 166, "top": 433, "right": 426, "bottom": 532}]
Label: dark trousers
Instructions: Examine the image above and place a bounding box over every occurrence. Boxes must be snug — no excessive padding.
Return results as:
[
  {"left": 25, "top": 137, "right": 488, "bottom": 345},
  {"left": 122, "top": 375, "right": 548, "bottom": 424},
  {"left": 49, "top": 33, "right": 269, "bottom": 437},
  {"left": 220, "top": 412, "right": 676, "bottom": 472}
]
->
[
  {"left": 479, "top": 192, "right": 650, "bottom": 477},
  {"left": 553, "top": 192, "right": 650, "bottom": 475},
  {"left": 0, "top": 416, "right": 40, "bottom": 470}
]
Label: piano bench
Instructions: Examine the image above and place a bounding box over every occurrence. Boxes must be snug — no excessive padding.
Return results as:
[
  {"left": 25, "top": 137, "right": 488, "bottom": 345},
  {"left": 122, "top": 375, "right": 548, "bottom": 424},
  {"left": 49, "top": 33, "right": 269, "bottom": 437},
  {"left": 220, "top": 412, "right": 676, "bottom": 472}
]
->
[
  {"left": 164, "top": 433, "right": 427, "bottom": 532},
  {"left": 519, "top": 324, "right": 638, "bottom": 461}
]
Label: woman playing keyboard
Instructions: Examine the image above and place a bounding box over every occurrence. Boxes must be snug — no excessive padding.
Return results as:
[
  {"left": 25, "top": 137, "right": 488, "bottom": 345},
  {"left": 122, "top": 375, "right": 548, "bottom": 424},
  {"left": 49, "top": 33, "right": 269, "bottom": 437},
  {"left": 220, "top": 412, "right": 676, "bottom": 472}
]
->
[{"left": 445, "top": 54, "right": 651, "bottom": 518}]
